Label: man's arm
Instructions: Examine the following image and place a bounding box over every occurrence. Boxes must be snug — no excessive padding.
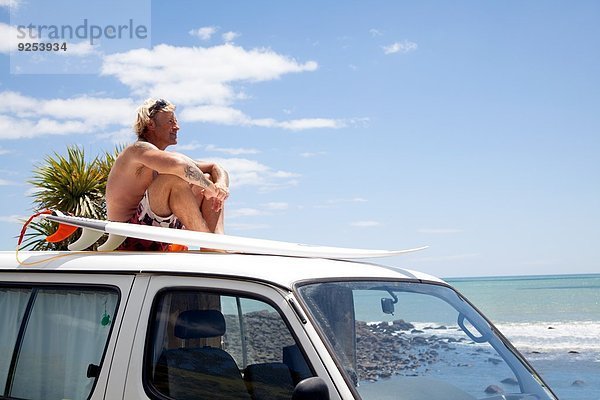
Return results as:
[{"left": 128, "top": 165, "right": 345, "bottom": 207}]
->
[
  {"left": 196, "top": 161, "right": 229, "bottom": 188},
  {"left": 131, "top": 142, "right": 225, "bottom": 200}
]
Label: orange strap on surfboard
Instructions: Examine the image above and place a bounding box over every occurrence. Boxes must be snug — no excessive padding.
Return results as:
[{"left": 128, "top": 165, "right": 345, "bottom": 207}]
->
[
  {"left": 17, "top": 210, "right": 53, "bottom": 247},
  {"left": 17, "top": 210, "right": 78, "bottom": 247}
]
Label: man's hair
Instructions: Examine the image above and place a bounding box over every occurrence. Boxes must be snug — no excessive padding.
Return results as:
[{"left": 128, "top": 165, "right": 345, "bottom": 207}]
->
[{"left": 133, "top": 98, "right": 176, "bottom": 138}]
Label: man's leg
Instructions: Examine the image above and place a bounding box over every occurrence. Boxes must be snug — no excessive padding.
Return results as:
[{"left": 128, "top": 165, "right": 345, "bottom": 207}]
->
[
  {"left": 203, "top": 199, "right": 225, "bottom": 234},
  {"left": 147, "top": 174, "right": 211, "bottom": 232},
  {"left": 190, "top": 175, "right": 225, "bottom": 234}
]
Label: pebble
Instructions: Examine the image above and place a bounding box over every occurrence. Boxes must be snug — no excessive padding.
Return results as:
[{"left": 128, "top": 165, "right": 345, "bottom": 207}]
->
[{"left": 484, "top": 384, "right": 504, "bottom": 394}]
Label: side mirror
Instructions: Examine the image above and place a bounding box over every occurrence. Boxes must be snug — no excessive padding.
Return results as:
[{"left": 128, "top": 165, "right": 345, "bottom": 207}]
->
[{"left": 292, "top": 377, "right": 330, "bottom": 400}]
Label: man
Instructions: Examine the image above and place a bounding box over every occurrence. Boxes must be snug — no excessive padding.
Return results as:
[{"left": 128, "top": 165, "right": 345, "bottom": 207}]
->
[{"left": 106, "top": 98, "right": 229, "bottom": 251}]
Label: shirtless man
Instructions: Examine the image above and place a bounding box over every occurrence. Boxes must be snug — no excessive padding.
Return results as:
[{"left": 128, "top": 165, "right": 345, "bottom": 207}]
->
[{"left": 106, "top": 98, "right": 229, "bottom": 251}]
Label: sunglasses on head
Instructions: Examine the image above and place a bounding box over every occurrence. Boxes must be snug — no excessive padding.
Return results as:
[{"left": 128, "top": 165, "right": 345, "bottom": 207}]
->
[{"left": 148, "top": 99, "right": 168, "bottom": 116}]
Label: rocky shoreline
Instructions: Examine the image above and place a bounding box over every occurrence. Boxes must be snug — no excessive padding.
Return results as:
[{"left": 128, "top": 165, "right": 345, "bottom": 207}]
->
[{"left": 224, "top": 311, "right": 589, "bottom": 396}]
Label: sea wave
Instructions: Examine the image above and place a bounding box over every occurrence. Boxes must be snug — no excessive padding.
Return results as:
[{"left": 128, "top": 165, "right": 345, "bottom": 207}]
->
[
  {"left": 495, "top": 320, "right": 600, "bottom": 354},
  {"left": 369, "top": 320, "right": 600, "bottom": 358}
]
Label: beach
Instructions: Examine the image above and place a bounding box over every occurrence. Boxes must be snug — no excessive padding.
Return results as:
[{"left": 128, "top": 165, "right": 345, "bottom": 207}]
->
[{"left": 448, "top": 274, "right": 600, "bottom": 400}]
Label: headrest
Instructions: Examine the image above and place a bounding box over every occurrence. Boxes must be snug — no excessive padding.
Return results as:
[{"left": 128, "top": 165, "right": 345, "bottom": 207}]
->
[{"left": 174, "top": 309, "right": 226, "bottom": 339}]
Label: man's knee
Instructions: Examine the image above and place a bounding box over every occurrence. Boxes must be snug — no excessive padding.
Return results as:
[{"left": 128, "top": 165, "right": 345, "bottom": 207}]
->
[{"left": 148, "top": 174, "right": 191, "bottom": 207}]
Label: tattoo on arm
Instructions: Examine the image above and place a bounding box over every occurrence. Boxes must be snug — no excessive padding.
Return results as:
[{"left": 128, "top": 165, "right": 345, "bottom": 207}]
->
[{"left": 184, "top": 165, "right": 212, "bottom": 188}]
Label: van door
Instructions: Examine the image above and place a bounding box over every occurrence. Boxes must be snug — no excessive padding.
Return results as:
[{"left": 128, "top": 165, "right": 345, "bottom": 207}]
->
[
  {"left": 122, "top": 275, "right": 343, "bottom": 400},
  {"left": 0, "top": 272, "right": 135, "bottom": 400}
]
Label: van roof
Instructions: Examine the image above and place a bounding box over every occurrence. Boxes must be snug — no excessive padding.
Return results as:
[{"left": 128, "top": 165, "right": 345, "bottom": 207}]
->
[{"left": 0, "top": 251, "right": 443, "bottom": 289}]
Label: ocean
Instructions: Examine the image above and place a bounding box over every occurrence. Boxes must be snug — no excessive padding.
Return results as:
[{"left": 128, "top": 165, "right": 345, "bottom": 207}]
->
[{"left": 447, "top": 274, "right": 600, "bottom": 400}]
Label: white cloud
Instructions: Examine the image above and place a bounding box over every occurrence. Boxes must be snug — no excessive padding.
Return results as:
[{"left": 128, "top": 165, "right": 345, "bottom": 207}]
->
[
  {"left": 222, "top": 31, "right": 240, "bottom": 43},
  {"left": 0, "top": 178, "right": 18, "bottom": 185},
  {"left": 189, "top": 26, "right": 217, "bottom": 41},
  {"left": 0, "top": 114, "right": 83, "bottom": 139},
  {"left": 263, "top": 202, "right": 289, "bottom": 210},
  {"left": 96, "top": 128, "right": 136, "bottom": 144},
  {"left": 0, "top": 0, "right": 20, "bottom": 8},
  {"left": 181, "top": 105, "right": 248, "bottom": 124},
  {"left": 174, "top": 141, "right": 259, "bottom": 155},
  {"left": 0, "top": 146, "right": 13, "bottom": 155},
  {"left": 101, "top": 44, "right": 318, "bottom": 107},
  {"left": 24, "top": 185, "right": 40, "bottom": 197},
  {"left": 314, "top": 197, "right": 368, "bottom": 209},
  {"left": 329, "top": 197, "right": 368, "bottom": 204},
  {"left": 228, "top": 222, "right": 270, "bottom": 231},
  {"left": 228, "top": 202, "right": 289, "bottom": 219},
  {"left": 0, "top": 91, "right": 137, "bottom": 139},
  {"left": 300, "top": 151, "right": 327, "bottom": 158},
  {"left": 228, "top": 208, "right": 265, "bottom": 218},
  {"left": 382, "top": 40, "right": 418, "bottom": 55},
  {"left": 180, "top": 105, "right": 344, "bottom": 131},
  {"left": 272, "top": 170, "right": 297, "bottom": 178},
  {"left": 0, "top": 22, "right": 23, "bottom": 53},
  {"left": 418, "top": 228, "right": 463, "bottom": 234},
  {"left": 205, "top": 144, "right": 260, "bottom": 155},
  {"left": 277, "top": 118, "right": 343, "bottom": 130},
  {"left": 206, "top": 157, "right": 300, "bottom": 191},
  {"left": 350, "top": 220, "right": 381, "bottom": 227},
  {"left": 351, "top": 117, "right": 371, "bottom": 127},
  {"left": 173, "top": 140, "right": 204, "bottom": 151},
  {"left": 0, "top": 214, "right": 24, "bottom": 224},
  {"left": 369, "top": 28, "right": 383, "bottom": 37}
]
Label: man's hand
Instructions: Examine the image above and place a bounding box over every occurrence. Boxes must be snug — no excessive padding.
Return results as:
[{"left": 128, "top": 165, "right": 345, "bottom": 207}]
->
[{"left": 203, "top": 182, "right": 229, "bottom": 212}]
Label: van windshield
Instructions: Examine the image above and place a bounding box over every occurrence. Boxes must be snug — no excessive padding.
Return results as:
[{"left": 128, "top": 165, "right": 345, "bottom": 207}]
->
[{"left": 296, "top": 281, "right": 556, "bottom": 400}]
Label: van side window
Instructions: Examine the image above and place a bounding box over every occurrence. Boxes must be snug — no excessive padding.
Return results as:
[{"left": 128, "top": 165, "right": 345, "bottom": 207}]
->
[
  {"left": 146, "top": 290, "right": 314, "bottom": 400},
  {"left": 0, "top": 286, "right": 119, "bottom": 400}
]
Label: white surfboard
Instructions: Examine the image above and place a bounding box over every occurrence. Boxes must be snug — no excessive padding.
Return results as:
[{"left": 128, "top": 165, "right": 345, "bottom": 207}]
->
[{"left": 43, "top": 213, "right": 427, "bottom": 259}]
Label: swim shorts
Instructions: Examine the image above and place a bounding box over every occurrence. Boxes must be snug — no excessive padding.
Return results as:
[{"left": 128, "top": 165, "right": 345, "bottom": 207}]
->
[{"left": 117, "top": 191, "right": 184, "bottom": 251}]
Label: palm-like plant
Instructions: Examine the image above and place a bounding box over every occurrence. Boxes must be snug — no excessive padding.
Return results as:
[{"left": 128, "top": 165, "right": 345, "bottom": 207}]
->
[
  {"left": 22, "top": 145, "right": 122, "bottom": 250},
  {"left": 32, "top": 146, "right": 106, "bottom": 219}
]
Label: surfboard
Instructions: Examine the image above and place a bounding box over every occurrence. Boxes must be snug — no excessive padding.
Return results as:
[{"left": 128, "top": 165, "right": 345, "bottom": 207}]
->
[{"left": 41, "top": 212, "right": 428, "bottom": 259}]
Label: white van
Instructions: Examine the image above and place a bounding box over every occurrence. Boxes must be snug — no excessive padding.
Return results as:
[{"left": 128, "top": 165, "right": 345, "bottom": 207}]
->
[{"left": 0, "top": 250, "right": 557, "bottom": 400}]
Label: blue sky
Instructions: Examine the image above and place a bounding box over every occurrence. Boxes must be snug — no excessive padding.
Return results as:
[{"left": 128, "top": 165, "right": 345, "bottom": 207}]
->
[{"left": 0, "top": 0, "right": 598, "bottom": 277}]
